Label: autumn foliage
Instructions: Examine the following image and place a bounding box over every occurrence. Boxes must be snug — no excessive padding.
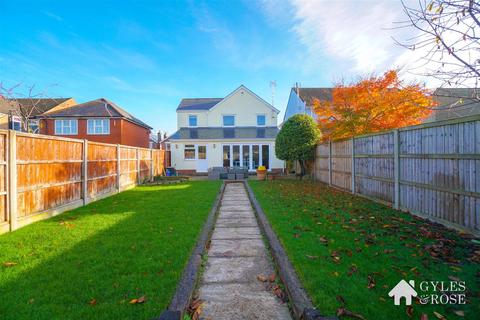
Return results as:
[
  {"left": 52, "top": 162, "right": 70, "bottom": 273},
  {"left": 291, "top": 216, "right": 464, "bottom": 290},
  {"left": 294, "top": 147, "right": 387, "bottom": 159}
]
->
[{"left": 313, "top": 70, "right": 434, "bottom": 141}]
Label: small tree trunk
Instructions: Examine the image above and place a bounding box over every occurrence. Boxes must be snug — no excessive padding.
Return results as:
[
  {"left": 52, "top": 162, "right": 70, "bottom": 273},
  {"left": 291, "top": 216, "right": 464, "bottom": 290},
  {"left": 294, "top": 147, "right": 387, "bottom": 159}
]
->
[{"left": 299, "top": 160, "right": 306, "bottom": 180}]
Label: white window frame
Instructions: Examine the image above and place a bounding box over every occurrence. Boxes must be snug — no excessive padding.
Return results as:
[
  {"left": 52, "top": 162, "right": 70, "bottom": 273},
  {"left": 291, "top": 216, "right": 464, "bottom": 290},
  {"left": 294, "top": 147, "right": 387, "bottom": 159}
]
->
[
  {"left": 54, "top": 119, "right": 78, "bottom": 135},
  {"left": 11, "top": 116, "right": 22, "bottom": 131},
  {"left": 188, "top": 115, "right": 198, "bottom": 127},
  {"left": 87, "top": 118, "right": 110, "bottom": 135},
  {"left": 28, "top": 119, "right": 40, "bottom": 133},
  {"left": 184, "top": 144, "right": 196, "bottom": 160},
  {"left": 222, "top": 114, "right": 235, "bottom": 127},
  {"left": 256, "top": 114, "right": 266, "bottom": 126},
  {"left": 221, "top": 143, "right": 271, "bottom": 171}
]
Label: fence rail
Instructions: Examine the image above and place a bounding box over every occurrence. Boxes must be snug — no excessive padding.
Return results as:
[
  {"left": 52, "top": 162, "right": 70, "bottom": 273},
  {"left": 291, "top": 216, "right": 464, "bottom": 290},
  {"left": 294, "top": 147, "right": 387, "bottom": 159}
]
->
[
  {"left": 0, "top": 130, "right": 167, "bottom": 234},
  {"left": 314, "top": 115, "right": 480, "bottom": 235}
]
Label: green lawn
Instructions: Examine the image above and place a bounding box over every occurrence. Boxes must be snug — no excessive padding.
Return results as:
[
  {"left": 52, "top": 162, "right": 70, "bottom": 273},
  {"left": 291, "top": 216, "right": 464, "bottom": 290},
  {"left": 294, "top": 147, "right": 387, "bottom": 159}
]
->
[
  {"left": 0, "top": 181, "right": 221, "bottom": 320},
  {"left": 250, "top": 180, "right": 480, "bottom": 320}
]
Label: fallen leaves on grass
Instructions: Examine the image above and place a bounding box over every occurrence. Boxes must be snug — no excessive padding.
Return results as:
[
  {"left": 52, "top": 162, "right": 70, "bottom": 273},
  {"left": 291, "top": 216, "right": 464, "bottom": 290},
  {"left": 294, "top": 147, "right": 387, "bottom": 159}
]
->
[
  {"left": 453, "top": 310, "right": 465, "bottom": 317},
  {"left": 336, "top": 307, "right": 365, "bottom": 320},
  {"left": 268, "top": 273, "right": 276, "bottom": 282},
  {"left": 2, "top": 261, "right": 17, "bottom": 267},
  {"left": 406, "top": 306, "right": 413, "bottom": 318},
  {"left": 129, "top": 296, "right": 146, "bottom": 304},
  {"left": 367, "top": 275, "right": 376, "bottom": 289},
  {"left": 433, "top": 311, "right": 446, "bottom": 319},
  {"left": 331, "top": 251, "right": 341, "bottom": 263},
  {"left": 306, "top": 255, "right": 319, "bottom": 260},
  {"left": 89, "top": 299, "right": 97, "bottom": 306},
  {"left": 319, "top": 236, "right": 328, "bottom": 245},
  {"left": 420, "top": 313, "right": 429, "bottom": 320}
]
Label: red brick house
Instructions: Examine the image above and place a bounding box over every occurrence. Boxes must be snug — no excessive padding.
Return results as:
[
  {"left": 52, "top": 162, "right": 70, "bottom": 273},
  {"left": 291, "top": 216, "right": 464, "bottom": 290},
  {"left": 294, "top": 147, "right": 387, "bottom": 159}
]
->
[{"left": 38, "top": 98, "right": 152, "bottom": 148}]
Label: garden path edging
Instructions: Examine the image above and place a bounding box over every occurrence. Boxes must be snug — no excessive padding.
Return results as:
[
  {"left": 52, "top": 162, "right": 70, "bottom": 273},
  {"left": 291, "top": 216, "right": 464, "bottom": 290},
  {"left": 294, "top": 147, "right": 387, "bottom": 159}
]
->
[
  {"left": 244, "top": 181, "right": 339, "bottom": 320},
  {"left": 156, "top": 181, "right": 226, "bottom": 320}
]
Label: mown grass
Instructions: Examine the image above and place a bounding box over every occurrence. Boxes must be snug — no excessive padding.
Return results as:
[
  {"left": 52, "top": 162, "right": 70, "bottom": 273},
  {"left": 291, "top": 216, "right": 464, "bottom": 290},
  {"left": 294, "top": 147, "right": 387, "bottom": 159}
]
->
[
  {"left": 250, "top": 180, "right": 480, "bottom": 320},
  {"left": 0, "top": 181, "right": 221, "bottom": 320}
]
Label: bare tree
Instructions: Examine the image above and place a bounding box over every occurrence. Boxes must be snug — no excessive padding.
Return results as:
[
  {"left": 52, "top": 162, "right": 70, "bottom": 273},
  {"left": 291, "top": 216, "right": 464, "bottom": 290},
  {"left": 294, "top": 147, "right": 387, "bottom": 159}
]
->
[
  {"left": 0, "top": 82, "right": 56, "bottom": 132},
  {"left": 395, "top": 0, "right": 480, "bottom": 94}
]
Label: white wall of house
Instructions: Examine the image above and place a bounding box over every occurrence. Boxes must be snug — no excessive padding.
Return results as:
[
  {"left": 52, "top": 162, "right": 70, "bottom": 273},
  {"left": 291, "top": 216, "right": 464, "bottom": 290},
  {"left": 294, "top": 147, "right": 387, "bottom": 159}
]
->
[
  {"left": 170, "top": 139, "right": 284, "bottom": 172},
  {"left": 177, "top": 87, "right": 278, "bottom": 128},
  {"left": 283, "top": 89, "right": 317, "bottom": 123}
]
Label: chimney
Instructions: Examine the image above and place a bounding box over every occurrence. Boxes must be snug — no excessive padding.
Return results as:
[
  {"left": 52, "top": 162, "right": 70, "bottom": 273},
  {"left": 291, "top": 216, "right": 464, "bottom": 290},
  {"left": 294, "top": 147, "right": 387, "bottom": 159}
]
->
[{"left": 157, "top": 130, "right": 162, "bottom": 143}]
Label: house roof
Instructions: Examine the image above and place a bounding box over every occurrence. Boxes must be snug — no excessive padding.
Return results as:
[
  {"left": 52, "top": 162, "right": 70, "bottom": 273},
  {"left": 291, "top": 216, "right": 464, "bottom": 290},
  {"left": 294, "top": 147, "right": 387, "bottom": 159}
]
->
[
  {"left": 43, "top": 98, "right": 152, "bottom": 129},
  {"left": 293, "top": 87, "right": 333, "bottom": 106},
  {"left": 429, "top": 88, "right": 480, "bottom": 121},
  {"left": 177, "top": 98, "right": 223, "bottom": 111},
  {"left": 168, "top": 126, "right": 280, "bottom": 140},
  {"left": 0, "top": 97, "right": 20, "bottom": 115},
  {"left": 16, "top": 98, "right": 72, "bottom": 116}
]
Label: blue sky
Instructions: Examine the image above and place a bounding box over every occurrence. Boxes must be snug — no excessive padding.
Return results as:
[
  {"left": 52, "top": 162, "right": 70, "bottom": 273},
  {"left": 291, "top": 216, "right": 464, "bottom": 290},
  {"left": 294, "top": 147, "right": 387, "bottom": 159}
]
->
[{"left": 0, "top": 0, "right": 423, "bottom": 134}]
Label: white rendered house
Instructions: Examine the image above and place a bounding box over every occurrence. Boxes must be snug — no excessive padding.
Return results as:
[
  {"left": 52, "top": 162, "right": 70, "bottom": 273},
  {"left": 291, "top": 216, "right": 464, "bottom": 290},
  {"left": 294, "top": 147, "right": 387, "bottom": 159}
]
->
[{"left": 168, "top": 85, "right": 284, "bottom": 175}]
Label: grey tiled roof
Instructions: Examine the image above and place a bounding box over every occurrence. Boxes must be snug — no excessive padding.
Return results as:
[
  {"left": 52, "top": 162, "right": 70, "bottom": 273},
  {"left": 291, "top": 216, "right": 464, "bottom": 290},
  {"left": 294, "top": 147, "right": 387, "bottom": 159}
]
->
[
  {"left": 428, "top": 88, "right": 480, "bottom": 121},
  {"left": 177, "top": 98, "right": 223, "bottom": 111},
  {"left": 16, "top": 98, "right": 71, "bottom": 116},
  {"left": 43, "top": 98, "right": 152, "bottom": 129},
  {"left": 294, "top": 87, "right": 333, "bottom": 106},
  {"left": 168, "top": 127, "right": 279, "bottom": 140}
]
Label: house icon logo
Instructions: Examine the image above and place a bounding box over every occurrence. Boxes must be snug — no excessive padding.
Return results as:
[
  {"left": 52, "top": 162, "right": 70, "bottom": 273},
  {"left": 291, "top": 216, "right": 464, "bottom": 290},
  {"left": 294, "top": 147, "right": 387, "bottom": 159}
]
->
[{"left": 388, "top": 280, "right": 418, "bottom": 305}]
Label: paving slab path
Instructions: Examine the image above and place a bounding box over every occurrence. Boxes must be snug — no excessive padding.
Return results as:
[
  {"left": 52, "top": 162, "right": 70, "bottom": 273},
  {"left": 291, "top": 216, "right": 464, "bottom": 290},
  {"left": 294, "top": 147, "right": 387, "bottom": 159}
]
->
[{"left": 198, "top": 182, "right": 292, "bottom": 320}]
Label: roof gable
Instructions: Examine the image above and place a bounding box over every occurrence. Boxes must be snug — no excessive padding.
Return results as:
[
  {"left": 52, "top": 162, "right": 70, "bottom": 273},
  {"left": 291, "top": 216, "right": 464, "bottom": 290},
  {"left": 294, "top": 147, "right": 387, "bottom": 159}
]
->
[
  {"left": 293, "top": 87, "right": 333, "bottom": 106},
  {"left": 209, "top": 85, "right": 280, "bottom": 114}
]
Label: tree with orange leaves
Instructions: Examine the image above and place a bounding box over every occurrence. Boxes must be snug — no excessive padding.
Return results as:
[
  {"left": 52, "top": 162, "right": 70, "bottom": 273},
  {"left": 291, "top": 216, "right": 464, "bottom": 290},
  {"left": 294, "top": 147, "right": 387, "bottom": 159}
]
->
[{"left": 313, "top": 70, "right": 435, "bottom": 141}]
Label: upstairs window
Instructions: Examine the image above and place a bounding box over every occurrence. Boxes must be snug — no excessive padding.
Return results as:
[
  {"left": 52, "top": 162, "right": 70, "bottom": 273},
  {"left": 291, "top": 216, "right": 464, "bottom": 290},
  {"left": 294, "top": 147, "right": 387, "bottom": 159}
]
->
[
  {"left": 55, "top": 119, "right": 78, "bottom": 135},
  {"left": 257, "top": 114, "right": 266, "bottom": 126},
  {"left": 87, "top": 119, "right": 110, "bottom": 134},
  {"left": 223, "top": 115, "right": 235, "bottom": 127},
  {"left": 188, "top": 115, "right": 197, "bottom": 127}
]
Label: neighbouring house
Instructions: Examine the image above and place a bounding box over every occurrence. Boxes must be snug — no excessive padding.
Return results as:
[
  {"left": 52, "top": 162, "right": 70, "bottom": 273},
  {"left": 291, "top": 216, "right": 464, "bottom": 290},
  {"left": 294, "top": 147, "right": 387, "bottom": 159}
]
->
[
  {"left": 0, "top": 97, "right": 75, "bottom": 131},
  {"left": 426, "top": 88, "right": 480, "bottom": 122},
  {"left": 38, "top": 98, "right": 152, "bottom": 148},
  {"left": 283, "top": 85, "right": 332, "bottom": 124},
  {"left": 168, "top": 85, "right": 284, "bottom": 175}
]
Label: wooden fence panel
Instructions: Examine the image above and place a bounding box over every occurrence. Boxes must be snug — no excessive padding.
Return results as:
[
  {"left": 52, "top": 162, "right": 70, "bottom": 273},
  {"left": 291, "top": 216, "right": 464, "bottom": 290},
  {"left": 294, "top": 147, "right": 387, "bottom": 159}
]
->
[
  {"left": 87, "top": 142, "right": 117, "bottom": 198},
  {"left": 152, "top": 150, "right": 166, "bottom": 176},
  {"left": 119, "top": 146, "right": 137, "bottom": 189},
  {"left": 354, "top": 133, "right": 394, "bottom": 203},
  {"left": 16, "top": 134, "right": 83, "bottom": 218},
  {"left": 315, "top": 143, "right": 329, "bottom": 183},
  {"left": 0, "top": 131, "right": 7, "bottom": 231},
  {"left": 331, "top": 140, "right": 352, "bottom": 190},
  {"left": 138, "top": 148, "right": 151, "bottom": 182},
  {"left": 314, "top": 116, "right": 480, "bottom": 234}
]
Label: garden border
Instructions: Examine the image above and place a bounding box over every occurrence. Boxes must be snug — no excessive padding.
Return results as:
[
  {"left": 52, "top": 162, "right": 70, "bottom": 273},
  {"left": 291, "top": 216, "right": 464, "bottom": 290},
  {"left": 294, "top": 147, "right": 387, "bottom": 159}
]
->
[
  {"left": 156, "top": 181, "right": 226, "bottom": 320},
  {"left": 244, "top": 181, "right": 338, "bottom": 320}
]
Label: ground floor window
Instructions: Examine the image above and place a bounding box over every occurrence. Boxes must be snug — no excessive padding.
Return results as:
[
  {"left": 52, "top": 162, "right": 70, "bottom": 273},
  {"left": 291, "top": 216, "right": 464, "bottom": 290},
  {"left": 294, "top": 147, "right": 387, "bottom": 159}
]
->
[
  {"left": 184, "top": 144, "right": 195, "bottom": 160},
  {"left": 222, "top": 144, "right": 270, "bottom": 170}
]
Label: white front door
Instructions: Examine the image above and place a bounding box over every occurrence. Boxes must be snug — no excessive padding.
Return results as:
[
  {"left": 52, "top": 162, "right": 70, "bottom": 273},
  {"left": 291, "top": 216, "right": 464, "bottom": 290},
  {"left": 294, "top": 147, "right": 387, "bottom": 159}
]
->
[{"left": 196, "top": 145, "right": 208, "bottom": 173}]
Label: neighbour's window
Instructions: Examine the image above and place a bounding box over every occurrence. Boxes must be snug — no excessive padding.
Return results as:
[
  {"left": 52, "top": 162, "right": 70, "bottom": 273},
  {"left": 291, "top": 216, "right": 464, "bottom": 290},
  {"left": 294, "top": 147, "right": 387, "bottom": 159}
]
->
[
  {"left": 87, "top": 119, "right": 110, "bottom": 134},
  {"left": 223, "top": 115, "right": 235, "bottom": 127},
  {"left": 54, "top": 119, "right": 78, "bottom": 135},
  {"left": 188, "top": 115, "right": 197, "bottom": 127},
  {"left": 28, "top": 119, "right": 39, "bottom": 133},
  {"left": 10, "top": 116, "right": 22, "bottom": 131},
  {"left": 184, "top": 144, "right": 195, "bottom": 160},
  {"left": 257, "top": 114, "right": 266, "bottom": 126}
]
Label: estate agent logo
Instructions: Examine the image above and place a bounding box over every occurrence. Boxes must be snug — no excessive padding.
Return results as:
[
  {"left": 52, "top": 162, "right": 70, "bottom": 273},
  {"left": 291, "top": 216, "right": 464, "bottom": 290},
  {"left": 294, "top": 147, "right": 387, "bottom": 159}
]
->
[
  {"left": 389, "top": 279, "right": 467, "bottom": 306},
  {"left": 388, "top": 280, "right": 417, "bottom": 305}
]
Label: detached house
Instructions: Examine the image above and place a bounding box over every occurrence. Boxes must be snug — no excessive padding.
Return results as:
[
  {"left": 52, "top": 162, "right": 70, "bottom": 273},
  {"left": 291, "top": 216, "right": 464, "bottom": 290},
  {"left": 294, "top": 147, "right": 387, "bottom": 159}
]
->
[
  {"left": 283, "top": 86, "right": 332, "bottom": 123},
  {"left": 168, "top": 85, "right": 284, "bottom": 175},
  {"left": 38, "top": 98, "right": 152, "bottom": 148}
]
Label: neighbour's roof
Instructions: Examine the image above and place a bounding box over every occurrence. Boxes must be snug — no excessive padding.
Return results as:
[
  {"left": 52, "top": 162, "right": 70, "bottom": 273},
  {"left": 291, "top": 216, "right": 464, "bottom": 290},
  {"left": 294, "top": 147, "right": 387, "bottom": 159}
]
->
[
  {"left": 16, "top": 98, "right": 72, "bottom": 116},
  {"left": 293, "top": 87, "right": 333, "bottom": 106},
  {"left": 168, "top": 126, "right": 280, "bottom": 140},
  {"left": 176, "top": 98, "right": 223, "bottom": 111},
  {"left": 43, "top": 98, "right": 152, "bottom": 129},
  {"left": 0, "top": 97, "right": 20, "bottom": 114},
  {"left": 429, "top": 88, "right": 480, "bottom": 121}
]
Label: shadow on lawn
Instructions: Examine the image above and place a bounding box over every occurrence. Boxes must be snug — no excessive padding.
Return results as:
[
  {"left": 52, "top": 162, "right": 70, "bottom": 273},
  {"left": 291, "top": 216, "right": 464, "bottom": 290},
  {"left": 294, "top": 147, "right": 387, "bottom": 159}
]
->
[{"left": 0, "top": 183, "right": 215, "bottom": 320}]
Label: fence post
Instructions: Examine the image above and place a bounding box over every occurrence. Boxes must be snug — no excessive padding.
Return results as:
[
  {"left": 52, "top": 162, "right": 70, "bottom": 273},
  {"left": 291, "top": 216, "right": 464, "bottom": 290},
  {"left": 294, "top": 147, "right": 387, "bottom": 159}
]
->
[
  {"left": 116, "top": 144, "right": 121, "bottom": 193},
  {"left": 351, "top": 137, "right": 355, "bottom": 194},
  {"left": 136, "top": 148, "right": 140, "bottom": 185},
  {"left": 393, "top": 129, "right": 400, "bottom": 209},
  {"left": 150, "top": 149, "right": 154, "bottom": 181},
  {"left": 8, "top": 131, "right": 17, "bottom": 231},
  {"left": 328, "top": 141, "right": 332, "bottom": 186},
  {"left": 82, "top": 139, "right": 88, "bottom": 205}
]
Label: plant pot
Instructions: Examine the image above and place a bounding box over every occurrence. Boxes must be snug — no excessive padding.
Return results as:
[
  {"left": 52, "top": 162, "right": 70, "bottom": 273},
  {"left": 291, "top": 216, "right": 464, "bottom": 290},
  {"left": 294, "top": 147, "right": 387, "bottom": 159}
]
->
[{"left": 256, "top": 169, "right": 267, "bottom": 180}]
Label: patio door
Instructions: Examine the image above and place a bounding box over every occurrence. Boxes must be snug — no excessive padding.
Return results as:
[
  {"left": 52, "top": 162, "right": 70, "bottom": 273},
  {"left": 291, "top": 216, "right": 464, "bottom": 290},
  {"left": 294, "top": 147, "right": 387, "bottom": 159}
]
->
[{"left": 196, "top": 145, "right": 208, "bottom": 173}]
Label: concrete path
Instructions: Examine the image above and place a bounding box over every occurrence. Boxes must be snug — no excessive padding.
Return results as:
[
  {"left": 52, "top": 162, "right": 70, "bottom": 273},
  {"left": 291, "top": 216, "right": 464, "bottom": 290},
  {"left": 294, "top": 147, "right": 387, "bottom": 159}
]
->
[{"left": 198, "top": 182, "right": 292, "bottom": 320}]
